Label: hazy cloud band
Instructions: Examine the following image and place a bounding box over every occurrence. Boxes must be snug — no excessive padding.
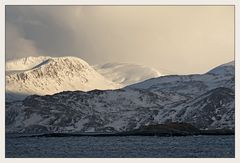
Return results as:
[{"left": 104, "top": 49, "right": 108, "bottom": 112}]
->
[{"left": 6, "top": 6, "right": 234, "bottom": 74}]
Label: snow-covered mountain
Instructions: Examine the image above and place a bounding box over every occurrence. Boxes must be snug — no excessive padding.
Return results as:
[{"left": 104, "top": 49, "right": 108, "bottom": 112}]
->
[
  {"left": 174, "top": 87, "right": 234, "bottom": 129},
  {"left": 6, "top": 56, "right": 121, "bottom": 101},
  {"left": 6, "top": 61, "right": 235, "bottom": 134},
  {"left": 128, "top": 61, "right": 234, "bottom": 96},
  {"left": 94, "top": 62, "right": 162, "bottom": 86}
]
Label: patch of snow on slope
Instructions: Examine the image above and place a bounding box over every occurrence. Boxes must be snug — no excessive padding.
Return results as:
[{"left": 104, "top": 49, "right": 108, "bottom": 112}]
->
[
  {"left": 94, "top": 62, "right": 162, "bottom": 86},
  {"left": 6, "top": 56, "right": 51, "bottom": 71},
  {"left": 24, "top": 113, "right": 43, "bottom": 127}
]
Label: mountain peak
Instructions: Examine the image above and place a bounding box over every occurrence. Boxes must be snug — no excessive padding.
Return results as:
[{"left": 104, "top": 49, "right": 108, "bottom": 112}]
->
[
  {"left": 6, "top": 56, "right": 92, "bottom": 72},
  {"left": 207, "top": 60, "right": 234, "bottom": 75},
  {"left": 6, "top": 56, "right": 50, "bottom": 71},
  {"left": 6, "top": 56, "right": 121, "bottom": 101}
]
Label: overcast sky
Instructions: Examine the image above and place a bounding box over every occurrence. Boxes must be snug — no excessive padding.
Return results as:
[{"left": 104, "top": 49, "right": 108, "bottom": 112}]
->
[{"left": 6, "top": 6, "right": 234, "bottom": 75}]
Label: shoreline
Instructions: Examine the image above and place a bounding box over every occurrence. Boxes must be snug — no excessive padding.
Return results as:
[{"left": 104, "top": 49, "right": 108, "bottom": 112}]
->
[
  {"left": 6, "top": 123, "right": 234, "bottom": 138},
  {"left": 6, "top": 130, "right": 235, "bottom": 138}
]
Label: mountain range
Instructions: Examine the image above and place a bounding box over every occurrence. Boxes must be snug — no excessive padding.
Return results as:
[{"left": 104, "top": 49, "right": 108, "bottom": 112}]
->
[
  {"left": 5, "top": 56, "right": 235, "bottom": 134},
  {"left": 6, "top": 56, "right": 162, "bottom": 101}
]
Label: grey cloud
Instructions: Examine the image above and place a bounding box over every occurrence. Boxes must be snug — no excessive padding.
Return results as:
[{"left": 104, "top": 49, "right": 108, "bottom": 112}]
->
[
  {"left": 6, "top": 22, "right": 40, "bottom": 60},
  {"left": 6, "top": 6, "right": 234, "bottom": 74}
]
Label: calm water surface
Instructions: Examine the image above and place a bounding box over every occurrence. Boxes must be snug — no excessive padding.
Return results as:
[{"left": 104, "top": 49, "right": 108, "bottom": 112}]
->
[{"left": 6, "top": 135, "right": 234, "bottom": 158}]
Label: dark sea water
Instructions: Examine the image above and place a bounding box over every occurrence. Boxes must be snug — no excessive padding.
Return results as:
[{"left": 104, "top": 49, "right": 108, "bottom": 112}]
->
[{"left": 6, "top": 135, "right": 234, "bottom": 158}]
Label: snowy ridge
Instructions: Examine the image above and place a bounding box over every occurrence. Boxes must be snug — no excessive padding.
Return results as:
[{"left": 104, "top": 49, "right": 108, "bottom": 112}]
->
[
  {"left": 6, "top": 56, "right": 122, "bottom": 101},
  {"left": 128, "top": 61, "right": 234, "bottom": 95},
  {"left": 6, "top": 60, "right": 235, "bottom": 133},
  {"left": 6, "top": 56, "right": 51, "bottom": 71},
  {"left": 94, "top": 62, "right": 162, "bottom": 86},
  {"left": 207, "top": 61, "right": 234, "bottom": 76}
]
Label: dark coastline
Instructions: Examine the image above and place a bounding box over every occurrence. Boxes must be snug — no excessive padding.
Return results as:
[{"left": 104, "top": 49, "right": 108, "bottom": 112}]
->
[
  {"left": 7, "top": 123, "right": 234, "bottom": 138},
  {"left": 12, "top": 131, "right": 234, "bottom": 138}
]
